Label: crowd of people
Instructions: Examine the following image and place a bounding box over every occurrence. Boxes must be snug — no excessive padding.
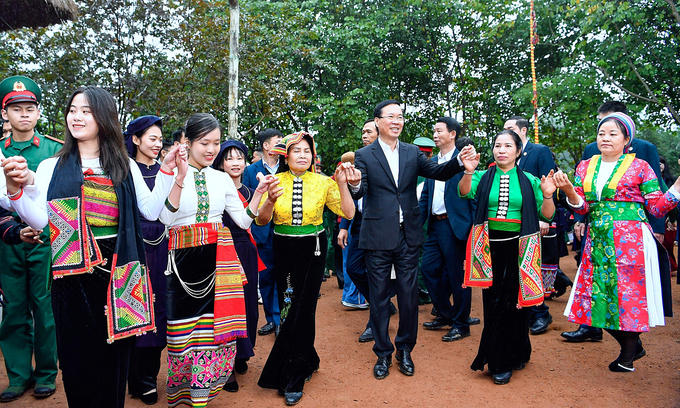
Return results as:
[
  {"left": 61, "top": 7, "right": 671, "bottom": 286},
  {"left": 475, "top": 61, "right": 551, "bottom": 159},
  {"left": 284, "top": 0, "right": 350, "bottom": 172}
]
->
[{"left": 0, "top": 74, "right": 678, "bottom": 408}]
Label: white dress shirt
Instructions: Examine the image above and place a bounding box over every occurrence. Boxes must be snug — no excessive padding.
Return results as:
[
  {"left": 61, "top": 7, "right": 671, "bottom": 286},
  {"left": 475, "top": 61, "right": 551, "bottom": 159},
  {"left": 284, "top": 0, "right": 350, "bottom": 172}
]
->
[
  {"left": 378, "top": 138, "right": 403, "bottom": 223},
  {"left": 432, "top": 149, "right": 455, "bottom": 215}
]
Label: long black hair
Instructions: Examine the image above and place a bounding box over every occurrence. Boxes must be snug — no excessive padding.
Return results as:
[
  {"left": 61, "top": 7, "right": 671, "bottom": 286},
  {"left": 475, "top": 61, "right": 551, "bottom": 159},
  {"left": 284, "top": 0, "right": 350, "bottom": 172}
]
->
[{"left": 56, "top": 86, "right": 130, "bottom": 186}]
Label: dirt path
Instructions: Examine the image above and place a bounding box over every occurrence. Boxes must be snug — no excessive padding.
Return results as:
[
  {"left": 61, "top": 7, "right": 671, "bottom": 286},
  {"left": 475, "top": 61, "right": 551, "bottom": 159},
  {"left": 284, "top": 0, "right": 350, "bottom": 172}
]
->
[{"left": 1, "top": 250, "right": 679, "bottom": 407}]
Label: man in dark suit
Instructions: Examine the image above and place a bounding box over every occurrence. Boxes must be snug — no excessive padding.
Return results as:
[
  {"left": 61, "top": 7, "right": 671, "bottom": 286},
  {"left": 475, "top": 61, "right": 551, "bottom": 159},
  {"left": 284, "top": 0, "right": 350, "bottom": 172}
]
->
[
  {"left": 504, "top": 116, "right": 557, "bottom": 335},
  {"left": 418, "top": 118, "right": 479, "bottom": 342},
  {"left": 347, "top": 100, "right": 473, "bottom": 380},
  {"left": 242, "top": 128, "right": 283, "bottom": 337},
  {"left": 562, "top": 101, "right": 667, "bottom": 342}
]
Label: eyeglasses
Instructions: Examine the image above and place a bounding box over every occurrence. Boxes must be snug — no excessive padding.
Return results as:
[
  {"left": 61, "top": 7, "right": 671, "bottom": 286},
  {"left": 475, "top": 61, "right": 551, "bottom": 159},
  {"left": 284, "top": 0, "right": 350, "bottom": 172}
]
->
[{"left": 379, "top": 115, "right": 405, "bottom": 123}]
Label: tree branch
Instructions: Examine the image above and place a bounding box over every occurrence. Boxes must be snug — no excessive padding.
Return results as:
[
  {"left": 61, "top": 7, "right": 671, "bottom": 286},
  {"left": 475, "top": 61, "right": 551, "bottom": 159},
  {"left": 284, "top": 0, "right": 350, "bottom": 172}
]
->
[{"left": 664, "top": 0, "right": 680, "bottom": 25}]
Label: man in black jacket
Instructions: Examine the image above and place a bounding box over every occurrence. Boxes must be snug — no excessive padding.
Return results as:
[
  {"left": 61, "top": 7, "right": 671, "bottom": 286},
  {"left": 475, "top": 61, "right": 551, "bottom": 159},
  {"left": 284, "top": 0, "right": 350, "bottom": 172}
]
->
[{"left": 347, "top": 100, "right": 474, "bottom": 380}]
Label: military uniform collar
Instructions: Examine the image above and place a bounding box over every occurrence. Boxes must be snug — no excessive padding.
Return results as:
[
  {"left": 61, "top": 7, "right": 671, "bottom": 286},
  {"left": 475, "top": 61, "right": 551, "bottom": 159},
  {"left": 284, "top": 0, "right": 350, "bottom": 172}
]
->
[{"left": 4, "top": 130, "right": 41, "bottom": 149}]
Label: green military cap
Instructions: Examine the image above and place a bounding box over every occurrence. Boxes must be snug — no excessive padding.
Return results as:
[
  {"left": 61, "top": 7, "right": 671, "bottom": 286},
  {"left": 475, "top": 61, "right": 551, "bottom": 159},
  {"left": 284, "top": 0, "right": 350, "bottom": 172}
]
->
[
  {"left": 413, "top": 136, "right": 436, "bottom": 153},
  {"left": 0, "top": 76, "right": 42, "bottom": 109}
]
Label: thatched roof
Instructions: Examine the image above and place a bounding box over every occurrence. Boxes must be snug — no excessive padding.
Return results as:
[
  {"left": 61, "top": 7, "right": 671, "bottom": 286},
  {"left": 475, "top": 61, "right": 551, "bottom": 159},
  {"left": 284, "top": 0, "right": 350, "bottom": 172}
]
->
[{"left": 0, "top": 0, "right": 77, "bottom": 32}]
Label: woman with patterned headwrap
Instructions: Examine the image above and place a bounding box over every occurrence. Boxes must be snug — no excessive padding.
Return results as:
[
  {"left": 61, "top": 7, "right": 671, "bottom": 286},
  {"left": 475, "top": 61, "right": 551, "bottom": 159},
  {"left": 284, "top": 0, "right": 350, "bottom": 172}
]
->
[
  {"left": 554, "top": 112, "right": 680, "bottom": 372},
  {"left": 256, "top": 132, "right": 355, "bottom": 406}
]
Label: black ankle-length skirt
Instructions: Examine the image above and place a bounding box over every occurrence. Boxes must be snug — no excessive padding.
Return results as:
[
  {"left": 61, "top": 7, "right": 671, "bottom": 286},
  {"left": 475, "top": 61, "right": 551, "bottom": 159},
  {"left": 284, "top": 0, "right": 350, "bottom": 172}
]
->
[
  {"left": 471, "top": 229, "right": 532, "bottom": 374},
  {"left": 258, "top": 232, "right": 327, "bottom": 393}
]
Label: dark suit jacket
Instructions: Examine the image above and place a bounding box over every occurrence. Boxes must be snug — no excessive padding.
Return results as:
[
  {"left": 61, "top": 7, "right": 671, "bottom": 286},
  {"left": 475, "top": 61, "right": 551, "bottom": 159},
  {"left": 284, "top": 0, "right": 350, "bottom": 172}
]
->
[
  {"left": 518, "top": 141, "right": 556, "bottom": 179},
  {"left": 579, "top": 138, "right": 665, "bottom": 234},
  {"left": 242, "top": 159, "right": 275, "bottom": 244},
  {"left": 350, "top": 139, "right": 463, "bottom": 251},
  {"left": 419, "top": 152, "right": 477, "bottom": 242},
  {"left": 339, "top": 200, "right": 362, "bottom": 236}
]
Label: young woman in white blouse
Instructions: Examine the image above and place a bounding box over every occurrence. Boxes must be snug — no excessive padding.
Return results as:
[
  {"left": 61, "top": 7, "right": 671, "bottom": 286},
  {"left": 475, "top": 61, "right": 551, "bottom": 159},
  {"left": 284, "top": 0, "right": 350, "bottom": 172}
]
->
[
  {"left": 159, "top": 113, "right": 277, "bottom": 407},
  {"left": 2, "top": 86, "right": 187, "bottom": 408}
]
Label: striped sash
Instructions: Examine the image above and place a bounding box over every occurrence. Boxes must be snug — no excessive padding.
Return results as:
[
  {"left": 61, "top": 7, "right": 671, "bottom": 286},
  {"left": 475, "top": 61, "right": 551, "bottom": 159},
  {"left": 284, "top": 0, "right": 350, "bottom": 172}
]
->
[{"left": 168, "top": 223, "right": 247, "bottom": 343}]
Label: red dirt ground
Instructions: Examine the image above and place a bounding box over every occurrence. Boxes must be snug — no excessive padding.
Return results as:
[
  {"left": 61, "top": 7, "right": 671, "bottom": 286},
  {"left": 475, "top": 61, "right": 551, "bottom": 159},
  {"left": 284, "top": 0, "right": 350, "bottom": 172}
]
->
[{"left": 1, "top": 249, "right": 679, "bottom": 407}]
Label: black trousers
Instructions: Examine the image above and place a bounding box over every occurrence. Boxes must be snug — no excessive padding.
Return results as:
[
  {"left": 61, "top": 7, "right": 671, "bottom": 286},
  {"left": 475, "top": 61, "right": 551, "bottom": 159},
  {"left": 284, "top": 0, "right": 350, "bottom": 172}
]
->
[
  {"left": 51, "top": 238, "right": 134, "bottom": 408},
  {"left": 420, "top": 218, "right": 471, "bottom": 330},
  {"left": 365, "top": 228, "right": 420, "bottom": 358}
]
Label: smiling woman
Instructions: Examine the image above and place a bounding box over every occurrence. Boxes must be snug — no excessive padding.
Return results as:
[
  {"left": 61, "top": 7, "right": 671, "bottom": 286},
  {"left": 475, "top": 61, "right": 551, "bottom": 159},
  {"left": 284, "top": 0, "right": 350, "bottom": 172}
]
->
[
  {"left": 123, "top": 115, "right": 169, "bottom": 404},
  {"left": 158, "top": 113, "right": 278, "bottom": 407},
  {"left": 256, "top": 131, "right": 356, "bottom": 406},
  {"left": 2, "top": 85, "right": 188, "bottom": 408}
]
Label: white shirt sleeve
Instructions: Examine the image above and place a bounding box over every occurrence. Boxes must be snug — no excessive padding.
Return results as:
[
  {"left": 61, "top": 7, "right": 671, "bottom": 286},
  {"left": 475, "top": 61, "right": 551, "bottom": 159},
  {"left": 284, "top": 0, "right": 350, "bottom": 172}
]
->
[
  {"left": 130, "top": 158, "right": 173, "bottom": 222},
  {"left": 8, "top": 157, "right": 56, "bottom": 229}
]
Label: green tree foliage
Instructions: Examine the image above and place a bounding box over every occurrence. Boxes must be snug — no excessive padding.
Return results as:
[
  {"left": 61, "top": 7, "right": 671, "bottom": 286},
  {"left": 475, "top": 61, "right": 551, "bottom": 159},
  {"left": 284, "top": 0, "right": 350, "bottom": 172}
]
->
[{"left": 0, "top": 0, "right": 676, "bottom": 172}]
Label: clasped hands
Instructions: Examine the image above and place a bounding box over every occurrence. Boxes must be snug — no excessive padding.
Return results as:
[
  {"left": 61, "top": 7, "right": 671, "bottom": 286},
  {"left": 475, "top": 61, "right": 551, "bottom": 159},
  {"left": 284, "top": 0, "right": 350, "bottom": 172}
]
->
[
  {"left": 255, "top": 172, "right": 283, "bottom": 203},
  {"left": 2, "top": 156, "right": 32, "bottom": 194}
]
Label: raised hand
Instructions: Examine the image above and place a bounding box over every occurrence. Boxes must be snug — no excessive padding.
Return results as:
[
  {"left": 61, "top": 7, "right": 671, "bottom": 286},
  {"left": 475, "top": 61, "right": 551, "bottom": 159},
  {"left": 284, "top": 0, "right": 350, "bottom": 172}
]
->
[
  {"left": 256, "top": 172, "right": 283, "bottom": 203},
  {"left": 162, "top": 144, "right": 185, "bottom": 172},
  {"left": 341, "top": 163, "right": 362, "bottom": 186},
  {"left": 540, "top": 169, "right": 557, "bottom": 197},
  {"left": 552, "top": 170, "right": 575, "bottom": 195},
  {"left": 458, "top": 145, "right": 480, "bottom": 173},
  {"left": 175, "top": 144, "right": 188, "bottom": 179}
]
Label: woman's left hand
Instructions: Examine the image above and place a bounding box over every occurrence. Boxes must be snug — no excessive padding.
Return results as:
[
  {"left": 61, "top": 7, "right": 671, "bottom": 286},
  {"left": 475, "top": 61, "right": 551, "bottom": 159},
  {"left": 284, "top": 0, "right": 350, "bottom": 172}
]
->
[{"left": 540, "top": 169, "right": 557, "bottom": 197}]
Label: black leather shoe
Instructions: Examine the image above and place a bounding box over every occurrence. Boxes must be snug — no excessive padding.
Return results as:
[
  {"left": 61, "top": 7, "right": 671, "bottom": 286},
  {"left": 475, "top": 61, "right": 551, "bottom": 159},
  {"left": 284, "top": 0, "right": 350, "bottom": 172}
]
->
[
  {"left": 33, "top": 383, "right": 56, "bottom": 399},
  {"left": 609, "top": 360, "right": 634, "bottom": 372},
  {"left": 514, "top": 361, "right": 526, "bottom": 370},
  {"left": 467, "top": 316, "right": 481, "bottom": 325},
  {"left": 423, "top": 316, "right": 453, "bottom": 330},
  {"left": 492, "top": 371, "right": 512, "bottom": 385},
  {"left": 442, "top": 327, "right": 471, "bottom": 342},
  {"left": 140, "top": 389, "right": 159, "bottom": 404},
  {"left": 235, "top": 358, "right": 248, "bottom": 374},
  {"left": 389, "top": 302, "right": 398, "bottom": 316},
  {"left": 553, "top": 268, "right": 573, "bottom": 298},
  {"left": 358, "top": 327, "right": 374, "bottom": 343},
  {"left": 431, "top": 307, "right": 438, "bottom": 317},
  {"left": 395, "top": 350, "right": 414, "bottom": 376},
  {"left": 223, "top": 381, "right": 239, "bottom": 393},
  {"left": 530, "top": 315, "right": 553, "bottom": 335},
  {"left": 373, "top": 356, "right": 392, "bottom": 380},
  {"left": 284, "top": 391, "right": 303, "bottom": 405},
  {"left": 560, "top": 325, "right": 603, "bottom": 342},
  {"left": 258, "top": 322, "right": 276, "bottom": 335},
  {"left": 418, "top": 288, "right": 431, "bottom": 305}
]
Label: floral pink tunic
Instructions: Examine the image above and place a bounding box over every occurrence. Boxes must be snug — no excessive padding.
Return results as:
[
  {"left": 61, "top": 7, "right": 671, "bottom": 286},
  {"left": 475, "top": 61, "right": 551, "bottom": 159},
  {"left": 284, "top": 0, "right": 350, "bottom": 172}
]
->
[{"left": 567, "top": 154, "right": 678, "bottom": 332}]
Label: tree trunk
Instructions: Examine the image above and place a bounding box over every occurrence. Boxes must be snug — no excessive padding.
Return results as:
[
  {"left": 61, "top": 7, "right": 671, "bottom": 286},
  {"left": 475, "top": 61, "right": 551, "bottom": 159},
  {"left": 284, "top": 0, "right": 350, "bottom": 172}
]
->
[{"left": 228, "top": 0, "right": 239, "bottom": 140}]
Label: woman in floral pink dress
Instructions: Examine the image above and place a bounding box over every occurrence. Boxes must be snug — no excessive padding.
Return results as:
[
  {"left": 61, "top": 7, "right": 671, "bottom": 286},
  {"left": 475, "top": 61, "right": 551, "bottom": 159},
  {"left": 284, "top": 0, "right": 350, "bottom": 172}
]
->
[{"left": 554, "top": 112, "right": 680, "bottom": 372}]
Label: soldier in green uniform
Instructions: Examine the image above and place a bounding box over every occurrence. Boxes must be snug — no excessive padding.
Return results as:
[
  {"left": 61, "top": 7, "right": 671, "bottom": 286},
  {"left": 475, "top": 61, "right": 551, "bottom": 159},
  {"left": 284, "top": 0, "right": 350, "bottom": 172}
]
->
[{"left": 0, "top": 76, "right": 62, "bottom": 402}]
